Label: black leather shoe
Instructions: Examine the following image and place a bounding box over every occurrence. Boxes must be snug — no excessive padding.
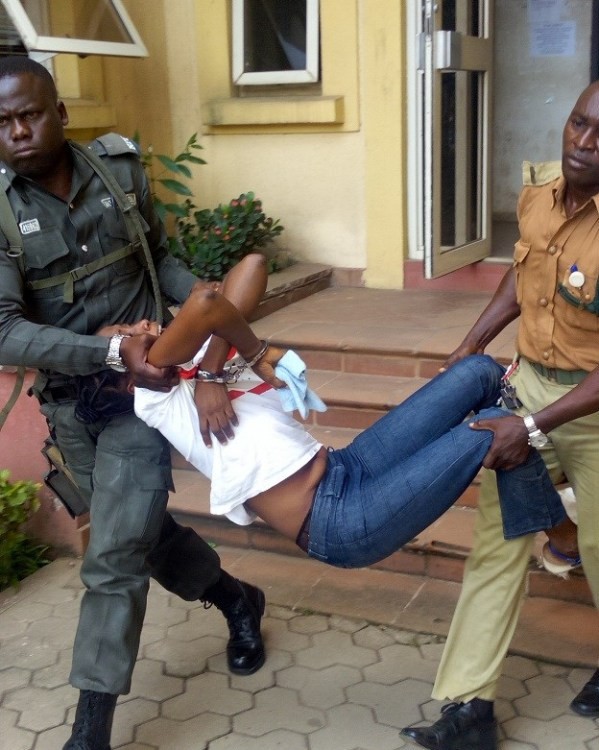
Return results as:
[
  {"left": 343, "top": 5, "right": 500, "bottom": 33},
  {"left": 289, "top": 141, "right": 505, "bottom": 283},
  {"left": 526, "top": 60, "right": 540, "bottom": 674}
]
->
[
  {"left": 63, "top": 690, "right": 117, "bottom": 750},
  {"left": 400, "top": 702, "right": 497, "bottom": 750},
  {"left": 571, "top": 668, "right": 599, "bottom": 717},
  {"left": 225, "top": 580, "right": 266, "bottom": 675}
]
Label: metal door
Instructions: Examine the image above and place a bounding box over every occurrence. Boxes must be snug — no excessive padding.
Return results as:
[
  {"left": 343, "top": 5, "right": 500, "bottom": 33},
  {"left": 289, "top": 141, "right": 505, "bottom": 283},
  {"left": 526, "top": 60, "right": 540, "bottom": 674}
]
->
[{"left": 419, "top": 0, "right": 494, "bottom": 277}]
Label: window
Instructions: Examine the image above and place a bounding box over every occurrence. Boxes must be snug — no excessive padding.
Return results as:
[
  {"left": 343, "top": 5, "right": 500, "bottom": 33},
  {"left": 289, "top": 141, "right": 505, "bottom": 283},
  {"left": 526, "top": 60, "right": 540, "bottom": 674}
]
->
[
  {"left": 232, "top": 0, "right": 319, "bottom": 85},
  {"left": 0, "top": 0, "right": 147, "bottom": 58}
]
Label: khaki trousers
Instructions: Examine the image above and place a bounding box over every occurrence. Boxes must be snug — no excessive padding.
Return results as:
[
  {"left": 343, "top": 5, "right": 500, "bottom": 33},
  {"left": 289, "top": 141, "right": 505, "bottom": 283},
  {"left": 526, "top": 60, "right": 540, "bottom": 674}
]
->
[{"left": 432, "top": 358, "right": 599, "bottom": 702}]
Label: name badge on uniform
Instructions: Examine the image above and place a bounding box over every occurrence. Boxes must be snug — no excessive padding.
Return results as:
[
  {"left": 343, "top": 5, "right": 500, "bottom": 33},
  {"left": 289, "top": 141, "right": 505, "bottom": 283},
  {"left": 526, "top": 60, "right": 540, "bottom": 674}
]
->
[{"left": 19, "top": 218, "right": 40, "bottom": 235}]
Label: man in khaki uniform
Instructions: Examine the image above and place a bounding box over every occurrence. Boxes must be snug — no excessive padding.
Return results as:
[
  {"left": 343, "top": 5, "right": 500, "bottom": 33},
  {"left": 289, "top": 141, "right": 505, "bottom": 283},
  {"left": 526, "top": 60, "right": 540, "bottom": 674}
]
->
[{"left": 401, "top": 81, "right": 599, "bottom": 750}]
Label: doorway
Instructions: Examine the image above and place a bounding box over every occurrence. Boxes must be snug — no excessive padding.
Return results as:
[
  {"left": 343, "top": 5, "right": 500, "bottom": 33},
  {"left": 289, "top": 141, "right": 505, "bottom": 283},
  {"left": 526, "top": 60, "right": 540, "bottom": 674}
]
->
[{"left": 409, "top": 0, "right": 596, "bottom": 273}]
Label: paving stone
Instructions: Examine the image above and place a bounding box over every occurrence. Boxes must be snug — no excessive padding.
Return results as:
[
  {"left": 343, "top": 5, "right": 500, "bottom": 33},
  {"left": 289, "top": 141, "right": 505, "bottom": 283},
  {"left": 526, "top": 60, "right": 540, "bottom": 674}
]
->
[
  {"left": 503, "top": 655, "right": 542, "bottom": 681},
  {"left": 0, "top": 615, "right": 30, "bottom": 639},
  {"left": 329, "top": 615, "right": 370, "bottom": 633},
  {"left": 32, "top": 586, "right": 79, "bottom": 607},
  {"left": 504, "top": 713, "right": 599, "bottom": 748},
  {"left": 267, "top": 605, "right": 296, "bottom": 620},
  {"left": 261, "top": 617, "right": 311, "bottom": 652},
  {"left": 288, "top": 613, "right": 329, "bottom": 634},
  {"left": 295, "top": 630, "right": 377, "bottom": 669},
  {"left": 135, "top": 713, "right": 230, "bottom": 749},
  {"left": 1, "top": 635, "right": 58, "bottom": 670},
  {"left": 308, "top": 703, "right": 403, "bottom": 750},
  {"left": 363, "top": 644, "right": 438, "bottom": 685},
  {"left": 143, "top": 595, "right": 189, "bottom": 628},
  {"left": 144, "top": 635, "right": 225, "bottom": 677},
  {"left": 209, "top": 728, "right": 308, "bottom": 749},
  {"left": 50, "top": 596, "right": 83, "bottom": 621},
  {"left": 515, "top": 674, "right": 577, "bottom": 719},
  {"left": 167, "top": 604, "right": 225, "bottom": 641},
  {"left": 32, "top": 650, "right": 72, "bottom": 689},
  {"left": 164, "top": 672, "right": 252, "bottom": 720},
  {"left": 1, "top": 602, "right": 53, "bottom": 622},
  {"left": 127, "top": 658, "right": 184, "bottom": 701},
  {"left": 233, "top": 686, "right": 325, "bottom": 736},
  {"left": 0, "top": 707, "right": 35, "bottom": 750},
  {"left": 111, "top": 697, "right": 160, "bottom": 747},
  {"left": 348, "top": 678, "right": 434, "bottom": 729},
  {"left": 26, "top": 615, "right": 77, "bottom": 650},
  {"left": 277, "top": 664, "right": 362, "bottom": 708},
  {"left": 4, "top": 684, "right": 75, "bottom": 731},
  {"left": 33, "top": 724, "right": 72, "bottom": 750},
  {"left": 353, "top": 625, "right": 397, "bottom": 650},
  {"left": 0, "top": 667, "right": 31, "bottom": 697},
  {"left": 138, "top": 621, "right": 168, "bottom": 649},
  {"left": 496, "top": 673, "right": 529, "bottom": 701}
]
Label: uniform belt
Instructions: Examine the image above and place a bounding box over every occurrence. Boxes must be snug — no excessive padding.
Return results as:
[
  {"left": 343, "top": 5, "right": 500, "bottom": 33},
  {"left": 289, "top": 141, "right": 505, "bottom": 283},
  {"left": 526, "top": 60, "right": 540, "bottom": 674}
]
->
[{"left": 528, "top": 361, "right": 588, "bottom": 385}]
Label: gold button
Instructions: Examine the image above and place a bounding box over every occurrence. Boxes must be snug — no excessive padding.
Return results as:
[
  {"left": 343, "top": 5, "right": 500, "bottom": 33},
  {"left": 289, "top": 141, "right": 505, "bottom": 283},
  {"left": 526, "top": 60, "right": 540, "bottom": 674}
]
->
[
  {"left": 547, "top": 245, "right": 557, "bottom": 255},
  {"left": 539, "top": 298, "right": 548, "bottom": 306},
  {"left": 543, "top": 352, "right": 550, "bottom": 360}
]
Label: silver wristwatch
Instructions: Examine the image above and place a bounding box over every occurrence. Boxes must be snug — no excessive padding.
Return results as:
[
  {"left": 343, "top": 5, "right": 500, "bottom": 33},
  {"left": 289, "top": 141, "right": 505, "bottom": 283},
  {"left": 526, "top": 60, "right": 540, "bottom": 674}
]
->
[
  {"left": 105, "top": 333, "right": 129, "bottom": 373},
  {"left": 523, "top": 414, "right": 549, "bottom": 449}
]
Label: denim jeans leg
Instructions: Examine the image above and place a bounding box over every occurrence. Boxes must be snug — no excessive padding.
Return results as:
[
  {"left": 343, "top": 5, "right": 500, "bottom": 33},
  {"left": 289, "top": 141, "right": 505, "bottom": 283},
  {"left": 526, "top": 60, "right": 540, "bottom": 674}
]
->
[{"left": 496, "top": 450, "right": 566, "bottom": 538}]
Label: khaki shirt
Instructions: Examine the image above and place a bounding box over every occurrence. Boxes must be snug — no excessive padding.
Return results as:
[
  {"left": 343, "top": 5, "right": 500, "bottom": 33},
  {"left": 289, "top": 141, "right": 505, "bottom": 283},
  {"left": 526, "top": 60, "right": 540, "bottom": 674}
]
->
[
  {"left": 0, "top": 138, "right": 196, "bottom": 377},
  {"left": 515, "top": 174, "right": 599, "bottom": 372}
]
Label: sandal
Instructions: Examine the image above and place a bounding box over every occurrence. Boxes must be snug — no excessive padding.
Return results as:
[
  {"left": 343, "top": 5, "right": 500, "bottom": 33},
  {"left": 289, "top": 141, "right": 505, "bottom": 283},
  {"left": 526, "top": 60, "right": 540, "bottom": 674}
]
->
[{"left": 541, "top": 541, "right": 582, "bottom": 578}]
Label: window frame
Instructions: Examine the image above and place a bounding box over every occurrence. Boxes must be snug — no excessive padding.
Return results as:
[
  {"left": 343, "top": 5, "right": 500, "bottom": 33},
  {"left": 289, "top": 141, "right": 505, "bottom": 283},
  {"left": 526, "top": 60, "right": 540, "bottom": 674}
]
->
[
  {"left": 0, "top": 0, "right": 148, "bottom": 58},
  {"left": 232, "top": 0, "right": 320, "bottom": 86}
]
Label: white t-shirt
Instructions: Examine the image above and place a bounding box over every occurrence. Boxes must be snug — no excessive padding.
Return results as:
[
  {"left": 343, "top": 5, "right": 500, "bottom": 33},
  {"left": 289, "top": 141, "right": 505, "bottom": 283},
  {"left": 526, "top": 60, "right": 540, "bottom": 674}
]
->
[{"left": 134, "top": 346, "right": 321, "bottom": 525}]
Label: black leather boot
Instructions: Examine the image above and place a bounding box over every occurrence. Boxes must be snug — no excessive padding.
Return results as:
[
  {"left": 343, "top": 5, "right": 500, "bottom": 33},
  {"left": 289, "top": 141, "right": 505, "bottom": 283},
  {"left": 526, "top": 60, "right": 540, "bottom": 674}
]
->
[
  {"left": 203, "top": 574, "right": 266, "bottom": 675},
  {"left": 63, "top": 690, "right": 117, "bottom": 750},
  {"left": 400, "top": 701, "right": 497, "bottom": 750},
  {"left": 571, "top": 668, "right": 599, "bottom": 717}
]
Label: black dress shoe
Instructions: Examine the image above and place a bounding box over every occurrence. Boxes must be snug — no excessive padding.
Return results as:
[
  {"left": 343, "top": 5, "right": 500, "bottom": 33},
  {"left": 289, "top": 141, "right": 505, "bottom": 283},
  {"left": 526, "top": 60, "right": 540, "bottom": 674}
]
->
[
  {"left": 571, "top": 668, "right": 599, "bottom": 717},
  {"left": 224, "top": 580, "right": 266, "bottom": 675},
  {"left": 400, "top": 702, "right": 497, "bottom": 750}
]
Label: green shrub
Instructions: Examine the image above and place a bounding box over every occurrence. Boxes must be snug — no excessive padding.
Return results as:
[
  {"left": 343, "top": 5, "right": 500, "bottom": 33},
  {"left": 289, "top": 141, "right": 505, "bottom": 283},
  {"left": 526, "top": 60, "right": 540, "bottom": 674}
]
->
[
  {"left": 137, "top": 134, "right": 285, "bottom": 280},
  {"left": 0, "top": 470, "right": 49, "bottom": 591}
]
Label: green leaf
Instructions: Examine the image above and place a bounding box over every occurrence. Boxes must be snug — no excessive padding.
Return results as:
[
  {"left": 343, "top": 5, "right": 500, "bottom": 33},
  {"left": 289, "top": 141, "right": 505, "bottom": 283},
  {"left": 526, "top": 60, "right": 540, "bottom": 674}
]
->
[
  {"left": 157, "top": 155, "right": 192, "bottom": 178},
  {"left": 158, "top": 178, "right": 194, "bottom": 197}
]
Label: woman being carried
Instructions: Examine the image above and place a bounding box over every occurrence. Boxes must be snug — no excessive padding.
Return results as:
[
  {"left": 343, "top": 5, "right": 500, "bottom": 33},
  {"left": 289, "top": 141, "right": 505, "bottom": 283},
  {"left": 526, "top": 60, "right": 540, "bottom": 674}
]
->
[{"left": 87, "top": 266, "right": 578, "bottom": 572}]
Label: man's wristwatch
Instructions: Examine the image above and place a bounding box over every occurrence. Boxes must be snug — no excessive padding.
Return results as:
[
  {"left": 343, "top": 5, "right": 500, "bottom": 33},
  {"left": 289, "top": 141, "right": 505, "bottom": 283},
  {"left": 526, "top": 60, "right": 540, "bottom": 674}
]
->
[
  {"left": 105, "top": 333, "right": 129, "bottom": 373},
  {"left": 523, "top": 414, "right": 549, "bottom": 449}
]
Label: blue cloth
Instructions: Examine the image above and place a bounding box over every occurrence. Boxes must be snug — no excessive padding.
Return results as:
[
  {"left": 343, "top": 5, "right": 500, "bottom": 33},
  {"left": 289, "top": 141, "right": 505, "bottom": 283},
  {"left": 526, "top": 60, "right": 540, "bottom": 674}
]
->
[
  {"left": 275, "top": 350, "right": 327, "bottom": 419},
  {"left": 305, "top": 355, "right": 565, "bottom": 569}
]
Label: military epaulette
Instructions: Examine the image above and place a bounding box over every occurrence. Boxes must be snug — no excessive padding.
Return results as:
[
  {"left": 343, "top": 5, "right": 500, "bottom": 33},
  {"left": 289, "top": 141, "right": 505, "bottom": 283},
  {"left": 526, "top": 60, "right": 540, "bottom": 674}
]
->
[
  {"left": 522, "top": 160, "right": 562, "bottom": 186},
  {"left": 88, "top": 132, "right": 140, "bottom": 158}
]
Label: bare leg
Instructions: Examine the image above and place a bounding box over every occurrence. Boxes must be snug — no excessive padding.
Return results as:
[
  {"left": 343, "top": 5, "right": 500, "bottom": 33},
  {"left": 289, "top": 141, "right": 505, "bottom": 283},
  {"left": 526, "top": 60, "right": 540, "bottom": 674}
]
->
[{"left": 146, "top": 254, "right": 282, "bottom": 375}]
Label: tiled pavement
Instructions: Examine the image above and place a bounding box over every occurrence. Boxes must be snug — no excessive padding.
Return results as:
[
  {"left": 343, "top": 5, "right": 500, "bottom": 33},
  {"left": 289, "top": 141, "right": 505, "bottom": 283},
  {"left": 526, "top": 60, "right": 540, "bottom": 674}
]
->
[{"left": 2, "top": 552, "right": 599, "bottom": 750}]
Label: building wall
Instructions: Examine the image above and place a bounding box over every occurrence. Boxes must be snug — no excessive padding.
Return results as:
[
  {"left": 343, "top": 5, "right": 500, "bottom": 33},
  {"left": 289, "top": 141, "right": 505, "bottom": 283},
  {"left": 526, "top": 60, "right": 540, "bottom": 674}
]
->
[{"left": 99, "top": 0, "right": 409, "bottom": 289}]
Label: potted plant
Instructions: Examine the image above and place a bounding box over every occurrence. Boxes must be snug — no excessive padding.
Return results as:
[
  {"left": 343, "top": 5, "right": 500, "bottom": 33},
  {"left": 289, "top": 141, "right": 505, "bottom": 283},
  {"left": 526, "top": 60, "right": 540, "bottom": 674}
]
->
[
  {"left": 138, "top": 134, "right": 286, "bottom": 280},
  {"left": 0, "top": 470, "right": 48, "bottom": 591}
]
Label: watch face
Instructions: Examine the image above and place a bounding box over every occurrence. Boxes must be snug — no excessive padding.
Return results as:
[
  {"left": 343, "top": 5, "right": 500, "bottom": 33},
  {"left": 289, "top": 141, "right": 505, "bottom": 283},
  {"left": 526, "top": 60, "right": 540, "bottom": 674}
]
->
[{"left": 530, "top": 433, "right": 549, "bottom": 449}]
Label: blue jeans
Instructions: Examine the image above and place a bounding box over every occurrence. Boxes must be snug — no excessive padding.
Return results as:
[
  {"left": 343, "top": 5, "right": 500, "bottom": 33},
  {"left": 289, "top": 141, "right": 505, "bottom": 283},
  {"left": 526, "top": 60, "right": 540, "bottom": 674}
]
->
[{"left": 306, "top": 355, "right": 565, "bottom": 569}]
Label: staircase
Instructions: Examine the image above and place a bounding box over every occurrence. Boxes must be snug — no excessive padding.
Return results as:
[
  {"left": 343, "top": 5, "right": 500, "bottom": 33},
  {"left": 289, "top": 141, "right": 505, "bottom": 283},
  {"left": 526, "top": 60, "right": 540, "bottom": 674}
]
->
[{"left": 168, "top": 264, "right": 593, "bottom": 610}]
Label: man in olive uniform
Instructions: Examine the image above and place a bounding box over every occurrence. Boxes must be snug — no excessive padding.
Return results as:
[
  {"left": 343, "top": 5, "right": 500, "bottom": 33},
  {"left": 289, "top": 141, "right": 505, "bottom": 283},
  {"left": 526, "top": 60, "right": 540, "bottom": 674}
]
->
[
  {"left": 401, "top": 81, "right": 599, "bottom": 750},
  {"left": 0, "top": 57, "right": 265, "bottom": 750}
]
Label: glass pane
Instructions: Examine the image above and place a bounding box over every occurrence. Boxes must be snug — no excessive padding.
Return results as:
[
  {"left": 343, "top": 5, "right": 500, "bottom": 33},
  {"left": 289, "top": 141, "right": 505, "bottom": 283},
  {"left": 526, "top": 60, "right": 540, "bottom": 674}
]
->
[
  {"left": 243, "top": 0, "right": 307, "bottom": 73},
  {"left": 22, "top": 0, "right": 132, "bottom": 43},
  {"left": 440, "top": 70, "right": 483, "bottom": 248},
  {"left": 441, "top": 0, "right": 482, "bottom": 37}
]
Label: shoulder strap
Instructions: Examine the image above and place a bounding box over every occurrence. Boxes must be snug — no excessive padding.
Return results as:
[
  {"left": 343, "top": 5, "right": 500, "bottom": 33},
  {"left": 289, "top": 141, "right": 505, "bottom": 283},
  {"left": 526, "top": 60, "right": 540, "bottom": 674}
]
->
[
  {"left": 0, "top": 366, "right": 25, "bottom": 431},
  {"left": 71, "top": 140, "right": 163, "bottom": 323}
]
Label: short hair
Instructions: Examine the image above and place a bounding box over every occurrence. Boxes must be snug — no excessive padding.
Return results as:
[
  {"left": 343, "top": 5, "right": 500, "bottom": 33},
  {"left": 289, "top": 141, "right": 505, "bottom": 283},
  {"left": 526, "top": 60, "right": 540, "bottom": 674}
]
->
[{"left": 0, "top": 56, "right": 57, "bottom": 97}]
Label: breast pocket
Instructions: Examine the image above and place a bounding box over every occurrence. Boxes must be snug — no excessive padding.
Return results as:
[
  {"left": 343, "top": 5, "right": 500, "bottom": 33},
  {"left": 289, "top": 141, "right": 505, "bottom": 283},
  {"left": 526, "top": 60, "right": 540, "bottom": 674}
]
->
[
  {"left": 24, "top": 228, "right": 71, "bottom": 299},
  {"left": 99, "top": 208, "right": 150, "bottom": 277},
  {"left": 513, "top": 240, "right": 531, "bottom": 306}
]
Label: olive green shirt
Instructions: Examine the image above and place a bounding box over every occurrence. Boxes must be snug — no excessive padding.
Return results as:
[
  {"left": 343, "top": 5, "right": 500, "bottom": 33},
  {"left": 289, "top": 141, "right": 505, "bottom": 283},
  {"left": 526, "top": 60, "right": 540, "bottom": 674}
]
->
[{"left": 0, "top": 137, "right": 196, "bottom": 377}]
